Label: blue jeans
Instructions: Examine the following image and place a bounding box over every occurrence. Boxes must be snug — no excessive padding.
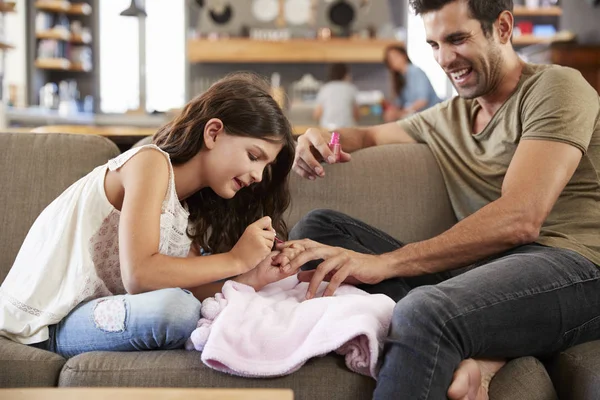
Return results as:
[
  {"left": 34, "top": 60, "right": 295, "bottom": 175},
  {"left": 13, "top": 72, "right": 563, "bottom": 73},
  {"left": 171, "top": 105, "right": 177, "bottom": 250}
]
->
[
  {"left": 34, "top": 288, "right": 201, "bottom": 358},
  {"left": 290, "top": 209, "right": 600, "bottom": 400}
]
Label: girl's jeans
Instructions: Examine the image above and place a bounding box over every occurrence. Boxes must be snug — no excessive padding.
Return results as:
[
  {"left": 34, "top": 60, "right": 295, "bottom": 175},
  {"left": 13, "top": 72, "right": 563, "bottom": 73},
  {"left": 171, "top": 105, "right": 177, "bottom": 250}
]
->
[
  {"left": 33, "top": 288, "right": 201, "bottom": 359},
  {"left": 290, "top": 209, "right": 600, "bottom": 400}
]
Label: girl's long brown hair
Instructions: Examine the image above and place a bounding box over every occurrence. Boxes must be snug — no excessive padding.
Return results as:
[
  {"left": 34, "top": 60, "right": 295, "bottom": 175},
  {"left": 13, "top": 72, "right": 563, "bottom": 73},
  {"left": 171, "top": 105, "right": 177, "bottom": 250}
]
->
[
  {"left": 153, "top": 72, "right": 295, "bottom": 254},
  {"left": 384, "top": 45, "right": 412, "bottom": 100}
]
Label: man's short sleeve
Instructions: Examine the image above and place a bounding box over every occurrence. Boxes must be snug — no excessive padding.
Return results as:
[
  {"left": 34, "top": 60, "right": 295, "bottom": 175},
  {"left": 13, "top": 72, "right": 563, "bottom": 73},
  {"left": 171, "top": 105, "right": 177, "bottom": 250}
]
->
[
  {"left": 520, "top": 67, "right": 599, "bottom": 154},
  {"left": 396, "top": 101, "right": 445, "bottom": 143}
]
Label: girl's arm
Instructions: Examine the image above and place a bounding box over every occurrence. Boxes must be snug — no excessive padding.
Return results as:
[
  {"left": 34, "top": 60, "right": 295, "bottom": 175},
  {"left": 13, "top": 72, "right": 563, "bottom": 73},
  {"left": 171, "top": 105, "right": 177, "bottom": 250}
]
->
[{"left": 114, "top": 149, "right": 274, "bottom": 294}]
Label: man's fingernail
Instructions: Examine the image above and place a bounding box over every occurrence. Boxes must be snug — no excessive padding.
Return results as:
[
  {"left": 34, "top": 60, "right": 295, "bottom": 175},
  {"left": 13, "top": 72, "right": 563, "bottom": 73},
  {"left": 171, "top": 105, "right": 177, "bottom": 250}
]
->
[
  {"left": 314, "top": 167, "right": 323, "bottom": 175},
  {"left": 305, "top": 292, "right": 312, "bottom": 300},
  {"left": 327, "top": 156, "right": 335, "bottom": 164},
  {"left": 309, "top": 175, "right": 316, "bottom": 180}
]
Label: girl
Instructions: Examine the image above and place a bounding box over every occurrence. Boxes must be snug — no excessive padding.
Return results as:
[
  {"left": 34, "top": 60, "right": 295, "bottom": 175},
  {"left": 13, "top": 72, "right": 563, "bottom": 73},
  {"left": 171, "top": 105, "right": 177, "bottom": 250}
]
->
[{"left": 0, "top": 73, "right": 299, "bottom": 358}]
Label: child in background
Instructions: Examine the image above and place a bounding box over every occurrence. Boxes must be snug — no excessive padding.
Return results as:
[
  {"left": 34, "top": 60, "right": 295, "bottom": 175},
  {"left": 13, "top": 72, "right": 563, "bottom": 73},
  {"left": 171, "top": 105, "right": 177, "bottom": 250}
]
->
[
  {"left": 314, "top": 63, "right": 360, "bottom": 130},
  {"left": 0, "top": 72, "right": 301, "bottom": 358}
]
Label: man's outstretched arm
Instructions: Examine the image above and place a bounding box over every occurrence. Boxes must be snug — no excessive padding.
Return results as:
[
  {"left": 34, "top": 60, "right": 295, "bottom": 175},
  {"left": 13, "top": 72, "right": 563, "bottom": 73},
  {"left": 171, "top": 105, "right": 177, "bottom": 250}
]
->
[{"left": 293, "top": 122, "right": 416, "bottom": 179}]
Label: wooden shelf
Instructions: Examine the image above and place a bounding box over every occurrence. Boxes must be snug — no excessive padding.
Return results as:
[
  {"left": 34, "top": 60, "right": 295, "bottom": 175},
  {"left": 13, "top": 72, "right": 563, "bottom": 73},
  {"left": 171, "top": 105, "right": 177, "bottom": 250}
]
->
[
  {"left": 66, "top": 3, "right": 92, "bottom": 15},
  {"left": 35, "top": 30, "right": 92, "bottom": 45},
  {"left": 0, "top": 41, "right": 14, "bottom": 50},
  {"left": 35, "top": 1, "right": 91, "bottom": 15},
  {"left": 188, "top": 38, "right": 402, "bottom": 63},
  {"left": 513, "top": 6, "right": 562, "bottom": 16},
  {"left": 70, "top": 62, "right": 92, "bottom": 72},
  {"left": 513, "top": 34, "right": 554, "bottom": 45},
  {"left": 34, "top": 0, "right": 70, "bottom": 13},
  {"left": 36, "top": 29, "right": 70, "bottom": 41},
  {"left": 35, "top": 57, "right": 71, "bottom": 70},
  {"left": 35, "top": 58, "right": 92, "bottom": 71},
  {"left": 71, "top": 32, "right": 92, "bottom": 44},
  {"left": 0, "top": 2, "right": 16, "bottom": 13}
]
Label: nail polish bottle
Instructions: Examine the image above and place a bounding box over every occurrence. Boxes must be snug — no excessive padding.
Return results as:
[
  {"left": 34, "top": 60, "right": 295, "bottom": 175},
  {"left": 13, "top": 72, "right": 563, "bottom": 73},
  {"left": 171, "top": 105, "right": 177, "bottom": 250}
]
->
[{"left": 329, "top": 131, "right": 341, "bottom": 163}]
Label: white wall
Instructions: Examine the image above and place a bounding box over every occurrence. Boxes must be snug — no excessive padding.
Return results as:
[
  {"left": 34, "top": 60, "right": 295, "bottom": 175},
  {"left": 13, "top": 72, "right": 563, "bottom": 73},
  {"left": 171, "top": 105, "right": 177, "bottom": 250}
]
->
[{"left": 4, "top": 0, "right": 27, "bottom": 107}]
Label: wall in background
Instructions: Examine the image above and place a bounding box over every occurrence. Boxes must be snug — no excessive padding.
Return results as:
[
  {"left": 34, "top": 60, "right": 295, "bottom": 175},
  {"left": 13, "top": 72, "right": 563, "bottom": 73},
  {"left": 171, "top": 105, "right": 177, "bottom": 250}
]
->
[
  {"left": 4, "top": 0, "right": 27, "bottom": 107},
  {"left": 561, "top": 0, "right": 600, "bottom": 44},
  {"left": 188, "top": 0, "right": 408, "bottom": 102}
]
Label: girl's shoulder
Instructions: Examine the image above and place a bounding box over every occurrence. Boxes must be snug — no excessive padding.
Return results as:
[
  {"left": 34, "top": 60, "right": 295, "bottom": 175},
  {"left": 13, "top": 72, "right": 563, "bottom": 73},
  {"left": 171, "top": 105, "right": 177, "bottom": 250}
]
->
[{"left": 108, "top": 144, "right": 172, "bottom": 173}]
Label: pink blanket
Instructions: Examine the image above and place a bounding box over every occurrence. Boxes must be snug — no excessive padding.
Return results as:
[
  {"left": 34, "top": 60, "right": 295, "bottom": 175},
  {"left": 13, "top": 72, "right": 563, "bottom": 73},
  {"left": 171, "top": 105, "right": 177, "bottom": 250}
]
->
[{"left": 185, "top": 276, "right": 395, "bottom": 379}]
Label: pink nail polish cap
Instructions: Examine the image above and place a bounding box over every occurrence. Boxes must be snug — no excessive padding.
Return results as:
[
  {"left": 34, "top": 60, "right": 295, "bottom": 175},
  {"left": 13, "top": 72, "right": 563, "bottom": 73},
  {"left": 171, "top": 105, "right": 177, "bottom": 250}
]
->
[{"left": 330, "top": 131, "right": 340, "bottom": 145}]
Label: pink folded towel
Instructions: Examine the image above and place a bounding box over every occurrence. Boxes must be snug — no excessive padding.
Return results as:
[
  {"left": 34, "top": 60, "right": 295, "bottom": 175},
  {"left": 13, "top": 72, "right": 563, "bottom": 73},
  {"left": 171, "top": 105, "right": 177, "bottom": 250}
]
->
[{"left": 186, "top": 276, "right": 395, "bottom": 379}]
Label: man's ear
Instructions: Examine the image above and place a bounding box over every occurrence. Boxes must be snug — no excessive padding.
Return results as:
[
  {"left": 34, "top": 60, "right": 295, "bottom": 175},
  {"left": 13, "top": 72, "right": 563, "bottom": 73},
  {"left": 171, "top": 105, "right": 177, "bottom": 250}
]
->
[
  {"left": 496, "top": 10, "right": 513, "bottom": 44},
  {"left": 203, "top": 118, "right": 224, "bottom": 150}
]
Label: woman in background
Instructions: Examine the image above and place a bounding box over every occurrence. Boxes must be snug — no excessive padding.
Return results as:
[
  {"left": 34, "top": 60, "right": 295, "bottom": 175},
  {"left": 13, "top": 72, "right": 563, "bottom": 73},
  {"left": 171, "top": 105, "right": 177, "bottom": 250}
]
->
[{"left": 383, "top": 45, "right": 441, "bottom": 122}]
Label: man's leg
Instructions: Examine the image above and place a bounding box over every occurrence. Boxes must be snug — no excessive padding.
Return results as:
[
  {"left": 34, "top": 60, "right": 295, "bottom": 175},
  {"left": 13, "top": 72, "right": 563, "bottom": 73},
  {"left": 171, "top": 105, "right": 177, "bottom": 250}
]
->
[
  {"left": 374, "top": 244, "right": 600, "bottom": 400},
  {"left": 50, "top": 288, "right": 201, "bottom": 358},
  {"left": 289, "top": 209, "right": 453, "bottom": 301}
]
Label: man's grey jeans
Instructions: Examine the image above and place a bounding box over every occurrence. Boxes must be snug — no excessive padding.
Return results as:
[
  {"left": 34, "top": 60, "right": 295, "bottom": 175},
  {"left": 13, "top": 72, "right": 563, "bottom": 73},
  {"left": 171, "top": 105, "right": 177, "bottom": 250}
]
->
[{"left": 290, "top": 209, "right": 600, "bottom": 400}]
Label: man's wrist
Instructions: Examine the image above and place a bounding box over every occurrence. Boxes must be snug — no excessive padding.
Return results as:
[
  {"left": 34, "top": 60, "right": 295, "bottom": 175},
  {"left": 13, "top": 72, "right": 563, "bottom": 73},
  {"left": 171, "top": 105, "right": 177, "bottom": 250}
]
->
[{"left": 378, "top": 252, "right": 401, "bottom": 280}]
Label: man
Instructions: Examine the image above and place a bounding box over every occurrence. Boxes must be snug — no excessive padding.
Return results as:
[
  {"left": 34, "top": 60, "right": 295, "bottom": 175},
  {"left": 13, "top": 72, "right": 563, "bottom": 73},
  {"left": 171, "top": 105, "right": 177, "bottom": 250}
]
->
[{"left": 280, "top": 0, "right": 600, "bottom": 399}]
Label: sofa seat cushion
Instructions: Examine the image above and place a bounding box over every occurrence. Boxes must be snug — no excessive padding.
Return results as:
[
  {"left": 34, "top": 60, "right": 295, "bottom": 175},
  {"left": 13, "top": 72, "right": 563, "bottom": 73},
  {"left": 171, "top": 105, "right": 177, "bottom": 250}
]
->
[
  {"left": 59, "top": 351, "right": 375, "bottom": 400},
  {"left": 550, "top": 340, "right": 600, "bottom": 400},
  {"left": 490, "top": 356, "right": 558, "bottom": 400},
  {"left": 0, "top": 337, "right": 65, "bottom": 387}
]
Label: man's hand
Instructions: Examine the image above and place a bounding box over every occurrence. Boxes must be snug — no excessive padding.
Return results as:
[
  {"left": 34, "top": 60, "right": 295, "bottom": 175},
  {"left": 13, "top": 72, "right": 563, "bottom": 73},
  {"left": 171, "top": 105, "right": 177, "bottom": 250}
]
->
[
  {"left": 278, "top": 239, "right": 392, "bottom": 299},
  {"left": 293, "top": 128, "right": 351, "bottom": 180}
]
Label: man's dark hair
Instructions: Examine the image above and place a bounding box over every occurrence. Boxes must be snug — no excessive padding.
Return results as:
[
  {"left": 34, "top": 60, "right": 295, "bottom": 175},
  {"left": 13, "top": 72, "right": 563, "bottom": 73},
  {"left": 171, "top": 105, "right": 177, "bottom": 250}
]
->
[
  {"left": 328, "top": 63, "right": 349, "bottom": 82},
  {"left": 409, "top": 0, "right": 513, "bottom": 36}
]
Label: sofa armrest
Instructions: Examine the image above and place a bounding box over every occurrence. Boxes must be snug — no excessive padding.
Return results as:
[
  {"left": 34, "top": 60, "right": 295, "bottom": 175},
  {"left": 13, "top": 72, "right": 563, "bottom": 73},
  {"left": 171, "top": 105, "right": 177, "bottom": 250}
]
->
[{"left": 285, "top": 144, "right": 456, "bottom": 243}]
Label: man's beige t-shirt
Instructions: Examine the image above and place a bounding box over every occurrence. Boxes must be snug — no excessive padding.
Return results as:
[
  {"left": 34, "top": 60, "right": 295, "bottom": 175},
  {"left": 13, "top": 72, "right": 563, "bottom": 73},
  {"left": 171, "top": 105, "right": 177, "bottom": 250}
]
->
[{"left": 398, "top": 63, "right": 600, "bottom": 266}]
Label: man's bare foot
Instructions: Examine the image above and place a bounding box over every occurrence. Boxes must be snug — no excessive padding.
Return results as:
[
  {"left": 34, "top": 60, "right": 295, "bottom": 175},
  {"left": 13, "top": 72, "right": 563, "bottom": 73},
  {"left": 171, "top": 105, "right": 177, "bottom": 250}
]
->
[{"left": 447, "top": 358, "right": 506, "bottom": 400}]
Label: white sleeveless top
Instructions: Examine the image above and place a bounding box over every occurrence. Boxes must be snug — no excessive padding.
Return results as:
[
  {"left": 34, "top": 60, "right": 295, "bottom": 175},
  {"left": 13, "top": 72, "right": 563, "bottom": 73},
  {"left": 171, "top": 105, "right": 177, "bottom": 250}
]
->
[{"left": 0, "top": 145, "right": 192, "bottom": 344}]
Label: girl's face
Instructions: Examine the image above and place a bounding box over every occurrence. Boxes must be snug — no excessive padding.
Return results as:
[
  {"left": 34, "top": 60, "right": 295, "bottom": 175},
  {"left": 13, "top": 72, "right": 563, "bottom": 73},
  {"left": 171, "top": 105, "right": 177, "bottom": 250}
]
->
[{"left": 204, "top": 129, "right": 283, "bottom": 199}]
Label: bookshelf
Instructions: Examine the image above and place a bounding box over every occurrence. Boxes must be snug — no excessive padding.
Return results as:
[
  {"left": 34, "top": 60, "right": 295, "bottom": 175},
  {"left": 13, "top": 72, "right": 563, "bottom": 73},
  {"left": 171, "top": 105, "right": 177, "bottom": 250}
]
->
[
  {"left": 26, "top": 0, "right": 97, "bottom": 110},
  {"left": 512, "top": 5, "right": 563, "bottom": 47}
]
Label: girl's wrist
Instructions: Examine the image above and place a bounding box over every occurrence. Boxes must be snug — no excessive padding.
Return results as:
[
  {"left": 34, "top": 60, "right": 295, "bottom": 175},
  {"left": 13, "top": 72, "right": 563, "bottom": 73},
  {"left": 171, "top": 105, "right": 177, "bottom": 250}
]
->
[{"left": 233, "top": 271, "right": 262, "bottom": 291}]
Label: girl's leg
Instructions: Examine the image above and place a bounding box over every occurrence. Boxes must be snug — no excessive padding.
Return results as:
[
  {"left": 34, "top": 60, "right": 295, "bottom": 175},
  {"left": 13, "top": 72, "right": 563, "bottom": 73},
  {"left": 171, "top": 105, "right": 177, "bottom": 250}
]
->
[{"left": 50, "top": 288, "right": 201, "bottom": 358}]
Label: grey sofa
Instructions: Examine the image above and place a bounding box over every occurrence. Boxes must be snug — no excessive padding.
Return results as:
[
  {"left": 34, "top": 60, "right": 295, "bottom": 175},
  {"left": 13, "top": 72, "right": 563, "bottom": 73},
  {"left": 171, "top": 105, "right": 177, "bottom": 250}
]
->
[{"left": 0, "top": 132, "right": 596, "bottom": 399}]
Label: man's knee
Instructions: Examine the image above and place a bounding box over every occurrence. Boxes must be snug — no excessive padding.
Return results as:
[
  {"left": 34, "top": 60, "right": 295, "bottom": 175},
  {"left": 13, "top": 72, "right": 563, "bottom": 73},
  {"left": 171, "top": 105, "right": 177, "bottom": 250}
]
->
[
  {"left": 289, "top": 208, "right": 345, "bottom": 240},
  {"left": 390, "top": 286, "right": 457, "bottom": 338}
]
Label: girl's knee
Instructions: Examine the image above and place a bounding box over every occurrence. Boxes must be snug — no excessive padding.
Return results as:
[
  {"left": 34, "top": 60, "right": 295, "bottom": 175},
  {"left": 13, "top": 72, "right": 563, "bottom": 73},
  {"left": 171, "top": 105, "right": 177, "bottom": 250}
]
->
[
  {"left": 132, "top": 288, "right": 201, "bottom": 347},
  {"left": 154, "top": 288, "right": 201, "bottom": 329}
]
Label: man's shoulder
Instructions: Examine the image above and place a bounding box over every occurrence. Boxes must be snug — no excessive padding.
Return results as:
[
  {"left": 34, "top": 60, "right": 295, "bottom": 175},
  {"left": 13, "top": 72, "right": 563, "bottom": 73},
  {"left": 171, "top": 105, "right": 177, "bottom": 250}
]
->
[{"left": 521, "top": 63, "right": 586, "bottom": 89}]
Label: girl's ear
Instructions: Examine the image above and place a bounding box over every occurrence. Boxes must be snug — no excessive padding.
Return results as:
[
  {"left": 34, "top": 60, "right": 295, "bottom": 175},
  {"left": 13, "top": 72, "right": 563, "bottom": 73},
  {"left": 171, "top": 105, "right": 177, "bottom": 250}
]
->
[{"left": 203, "top": 118, "right": 224, "bottom": 150}]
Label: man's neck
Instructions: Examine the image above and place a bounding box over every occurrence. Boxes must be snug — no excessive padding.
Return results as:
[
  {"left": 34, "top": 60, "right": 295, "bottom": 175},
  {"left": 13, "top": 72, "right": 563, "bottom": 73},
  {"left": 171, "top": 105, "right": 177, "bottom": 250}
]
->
[{"left": 476, "top": 54, "right": 525, "bottom": 118}]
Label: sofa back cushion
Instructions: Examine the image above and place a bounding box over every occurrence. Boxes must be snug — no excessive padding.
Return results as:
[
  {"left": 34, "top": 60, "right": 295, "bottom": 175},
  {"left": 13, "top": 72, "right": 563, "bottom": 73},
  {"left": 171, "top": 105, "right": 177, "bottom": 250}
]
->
[
  {"left": 0, "top": 133, "right": 120, "bottom": 283},
  {"left": 285, "top": 144, "right": 457, "bottom": 243}
]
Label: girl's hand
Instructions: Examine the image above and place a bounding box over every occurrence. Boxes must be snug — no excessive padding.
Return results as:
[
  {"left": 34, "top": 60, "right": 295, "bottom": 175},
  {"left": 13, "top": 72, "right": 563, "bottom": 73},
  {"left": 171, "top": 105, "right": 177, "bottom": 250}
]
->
[
  {"left": 234, "top": 244, "right": 305, "bottom": 291},
  {"left": 229, "top": 216, "right": 276, "bottom": 273}
]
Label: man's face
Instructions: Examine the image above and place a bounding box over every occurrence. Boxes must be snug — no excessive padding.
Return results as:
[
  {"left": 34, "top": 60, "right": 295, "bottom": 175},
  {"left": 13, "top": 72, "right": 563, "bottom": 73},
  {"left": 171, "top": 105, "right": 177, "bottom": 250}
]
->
[{"left": 423, "top": 0, "right": 503, "bottom": 99}]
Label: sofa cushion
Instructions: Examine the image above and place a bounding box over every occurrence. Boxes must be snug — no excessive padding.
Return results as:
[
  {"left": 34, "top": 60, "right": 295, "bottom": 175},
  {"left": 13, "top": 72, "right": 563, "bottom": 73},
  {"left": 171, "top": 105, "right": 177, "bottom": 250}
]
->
[
  {"left": 0, "top": 337, "right": 65, "bottom": 387},
  {"left": 490, "top": 356, "right": 558, "bottom": 400},
  {"left": 0, "top": 133, "right": 120, "bottom": 283},
  {"left": 59, "top": 351, "right": 374, "bottom": 400},
  {"left": 549, "top": 340, "right": 600, "bottom": 400},
  {"left": 286, "top": 144, "right": 457, "bottom": 242}
]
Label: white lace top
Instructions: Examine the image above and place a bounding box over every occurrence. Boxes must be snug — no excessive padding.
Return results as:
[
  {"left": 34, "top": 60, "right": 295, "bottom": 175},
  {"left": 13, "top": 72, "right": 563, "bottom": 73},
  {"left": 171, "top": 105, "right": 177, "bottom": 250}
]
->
[{"left": 0, "top": 145, "right": 192, "bottom": 344}]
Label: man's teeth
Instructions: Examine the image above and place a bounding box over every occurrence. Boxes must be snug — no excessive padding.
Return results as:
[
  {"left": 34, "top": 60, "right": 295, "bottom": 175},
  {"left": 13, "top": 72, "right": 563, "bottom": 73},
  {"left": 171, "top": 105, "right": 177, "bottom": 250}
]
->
[{"left": 451, "top": 68, "right": 470, "bottom": 80}]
